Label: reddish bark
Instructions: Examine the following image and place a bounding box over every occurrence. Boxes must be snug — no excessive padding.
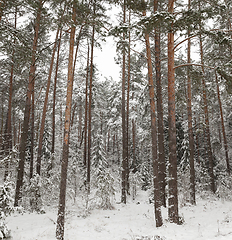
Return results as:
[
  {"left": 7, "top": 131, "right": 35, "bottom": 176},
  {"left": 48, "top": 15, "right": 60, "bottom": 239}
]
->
[
  {"left": 56, "top": 5, "right": 76, "bottom": 240},
  {"left": 14, "top": 1, "right": 43, "bottom": 206},
  {"left": 36, "top": 27, "right": 60, "bottom": 175},
  {"left": 143, "top": 9, "right": 163, "bottom": 228}
]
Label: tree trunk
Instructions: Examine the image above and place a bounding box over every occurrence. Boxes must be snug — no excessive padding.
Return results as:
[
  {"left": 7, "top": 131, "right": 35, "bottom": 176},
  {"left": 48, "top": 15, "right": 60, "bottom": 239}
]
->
[
  {"left": 167, "top": 0, "right": 179, "bottom": 224},
  {"left": 3, "top": 7, "right": 17, "bottom": 180},
  {"left": 187, "top": 0, "right": 196, "bottom": 205},
  {"left": 56, "top": 5, "right": 76, "bottom": 240},
  {"left": 126, "top": 10, "right": 131, "bottom": 194},
  {"left": 87, "top": 12, "right": 95, "bottom": 194},
  {"left": 14, "top": 1, "right": 42, "bottom": 206},
  {"left": 78, "top": 98, "right": 82, "bottom": 142},
  {"left": 215, "top": 72, "right": 230, "bottom": 174},
  {"left": 194, "top": 116, "right": 200, "bottom": 163},
  {"left": 154, "top": 0, "right": 166, "bottom": 208},
  {"left": 131, "top": 119, "right": 137, "bottom": 172},
  {"left": 36, "top": 27, "right": 60, "bottom": 175},
  {"left": 30, "top": 77, "right": 35, "bottom": 179},
  {"left": 143, "top": 10, "right": 163, "bottom": 228},
  {"left": 51, "top": 28, "right": 62, "bottom": 171},
  {"left": 121, "top": 0, "right": 127, "bottom": 204},
  {"left": 83, "top": 45, "right": 90, "bottom": 166},
  {"left": 199, "top": 21, "right": 216, "bottom": 193},
  {"left": 199, "top": 30, "right": 216, "bottom": 193}
]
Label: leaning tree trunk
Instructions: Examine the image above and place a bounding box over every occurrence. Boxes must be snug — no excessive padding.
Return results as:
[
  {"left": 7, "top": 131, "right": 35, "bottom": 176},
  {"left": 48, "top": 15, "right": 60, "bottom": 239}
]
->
[
  {"left": 187, "top": 0, "right": 196, "bottom": 205},
  {"left": 14, "top": 0, "right": 43, "bottom": 207},
  {"left": 215, "top": 72, "right": 230, "bottom": 174},
  {"left": 36, "top": 27, "right": 60, "bottom": 175},
  {"left": 154, "top": 0, "right": 166, "bottom": 208},
  {"left": 143, "top": 10, "right": 163, "bottom": 228},
  {"left": 56, "top": 5, "right": 76, "bottom": 240},
  {"left": 51, "top": 28, "right": 62, "bottom": 172},
  {"left": 167, "top": 0, "right": 179, "bottom": 224}
]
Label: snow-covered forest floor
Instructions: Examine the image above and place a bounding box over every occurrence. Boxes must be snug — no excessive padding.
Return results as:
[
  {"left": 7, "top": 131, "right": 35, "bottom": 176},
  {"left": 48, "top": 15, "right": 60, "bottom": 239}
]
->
[{"left": 6, "top": 190, "right": 232, "bottom": 240}]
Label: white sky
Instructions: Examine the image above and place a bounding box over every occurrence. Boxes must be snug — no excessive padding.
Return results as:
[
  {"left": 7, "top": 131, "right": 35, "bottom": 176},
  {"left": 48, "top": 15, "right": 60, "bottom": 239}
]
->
[{"left": 94, "top": 36, "right": 121, "bottom": 82}]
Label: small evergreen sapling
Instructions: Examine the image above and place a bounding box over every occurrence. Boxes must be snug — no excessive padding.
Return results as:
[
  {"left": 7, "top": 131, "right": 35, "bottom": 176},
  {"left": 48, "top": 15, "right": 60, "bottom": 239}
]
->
[
  {"left": 0, "top": 181, "right": 14, "bottom": 238},
  {"left": 92, "top": 132, "right": 115, "bottom": 209}
]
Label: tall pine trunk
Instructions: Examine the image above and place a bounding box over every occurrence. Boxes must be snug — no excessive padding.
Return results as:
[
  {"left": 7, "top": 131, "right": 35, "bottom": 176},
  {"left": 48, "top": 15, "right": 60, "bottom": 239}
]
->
[
  {"left": 154, "top": 0, "right": 166, "bottom": 208},
  {"left": 143, "top": 10, "right": 163, "bottom": 228},
  {"left": 29, "top": 78, "right": 35, "bottom": 179},
  {"left": 51, "top": 29, "right": 63, "bottom": 172},
  {"left": 126, "top": 10, "right": 131, "bottom": 193},
  {"left": 121, "top": 0, "right": 127, "bottom": 204},
  {"left": 14, "top": 1, "right": 43, "bottom": 206},
  {"left": 56, "top": 5, "right": 76, "bottom": 240},
  {"left": 168, "top": 0, "right": 179, "bottom": 223},
  {"left": 187, "top": 0, "right": 195, "bottom": 205},
  {"left": 87, "top": 17, "right": 95, "bottom": 194},
  {"left": 83, "top": 45, "right": 89, "bottom": 166}
]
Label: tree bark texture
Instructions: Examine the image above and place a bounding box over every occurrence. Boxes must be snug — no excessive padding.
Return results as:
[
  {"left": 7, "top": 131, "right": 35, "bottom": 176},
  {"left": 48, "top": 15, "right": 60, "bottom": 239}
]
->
[
  {"left": 187, "top": 0, "right": 196, "bottom": 205},
  {"left": 14, "top": 1, "right": 42, "bottom": 206},
  {"left": 154, "top": 0, "right": 166, "bottom": 208},
  {"left": 126, "top": 10, "right": 131, "bottom": 193},
  {"left": 51, "top": 28, "right": 62, "bottom": 172},
  {"left": 83, "top": 45, "right": 90, "bottom": 166},
  {"left": 56, "top": 5, "right": 76, "bottom": 240},
  {"left": 143, "top": 10, "right": 163, "bottom": 228},
  {"left": 87, "top": 18, "right": 95, "bottom": 194},
  {"left": 167, "top": 0, "right": 179, "bottom": 224}
]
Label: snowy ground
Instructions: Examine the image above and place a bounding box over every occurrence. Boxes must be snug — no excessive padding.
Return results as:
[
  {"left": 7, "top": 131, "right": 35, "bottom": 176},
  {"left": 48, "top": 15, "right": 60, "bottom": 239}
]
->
[{"left": 6, "top": 191, "right": 232, "bottom": 240}]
